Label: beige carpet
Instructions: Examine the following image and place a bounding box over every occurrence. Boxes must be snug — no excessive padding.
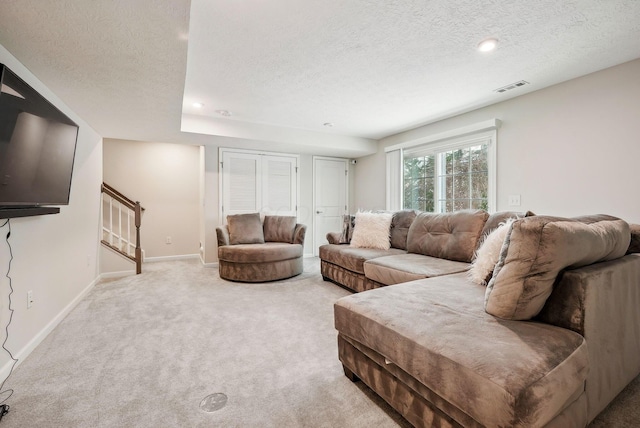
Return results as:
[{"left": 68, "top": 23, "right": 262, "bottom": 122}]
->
[{"left": 1, "top": 258, "right": 637, "bottom": 427}]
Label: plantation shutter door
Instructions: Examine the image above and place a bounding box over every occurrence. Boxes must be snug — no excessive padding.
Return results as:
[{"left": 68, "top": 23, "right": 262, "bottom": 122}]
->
[
  {"left": 262, "top": 156, "right": 297, "bottom": 216},
  {"left": 222, "top": 151, "right": 261, "bottom": 219},
  {"left": 221, "top": 150, "right": 298, "bottom": 222}
]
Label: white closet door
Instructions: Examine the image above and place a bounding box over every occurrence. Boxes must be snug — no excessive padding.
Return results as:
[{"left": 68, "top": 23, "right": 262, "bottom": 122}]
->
[
  {"left": 221, "top": 150, "right": 298, "bottom": 223},
  {"left": 262, "top": 155, "right": 297, "bottom": 216},
  {"left": 222, "top": 151, "right": 261, "bottom": 218}
]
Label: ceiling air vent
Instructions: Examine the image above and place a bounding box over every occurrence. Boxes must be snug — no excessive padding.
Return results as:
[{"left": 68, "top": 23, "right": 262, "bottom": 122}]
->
[{"left": 494, "top": 80, "right": 530, "bottom": 93}]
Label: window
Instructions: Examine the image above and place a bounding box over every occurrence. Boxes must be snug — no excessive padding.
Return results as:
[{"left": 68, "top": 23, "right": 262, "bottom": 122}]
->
[
  {"left": 404, "top": 142, "right": 489, "bottom": 212},
  {"left": 385, "top": 120, "right": 499, "bottom": 213}
]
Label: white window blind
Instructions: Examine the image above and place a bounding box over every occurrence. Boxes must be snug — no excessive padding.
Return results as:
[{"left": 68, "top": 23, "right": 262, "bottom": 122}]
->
[{"left": 386, "top": 150, "right": 402, "bottom": 211}]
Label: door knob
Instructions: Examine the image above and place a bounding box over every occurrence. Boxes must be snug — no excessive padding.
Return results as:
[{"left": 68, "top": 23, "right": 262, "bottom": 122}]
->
[{"left": 316, "top": 210, "right": 323, "bottom": 214}]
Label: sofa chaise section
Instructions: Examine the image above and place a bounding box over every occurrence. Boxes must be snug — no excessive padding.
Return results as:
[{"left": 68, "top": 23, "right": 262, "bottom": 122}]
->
[{"left": 335, "top": 273, "right": 589, "bottom": 428}]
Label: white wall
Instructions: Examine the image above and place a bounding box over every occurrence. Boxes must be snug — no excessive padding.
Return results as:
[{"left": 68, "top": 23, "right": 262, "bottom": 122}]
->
[
  {"left": 202, "top": 146, "right": 219, "bottom": 264},
  {"left": 0, "top": 43, "right": 103, "bottom": 380},
  {"left": 102, "top": 139, "right": 201, "bottom": 268},
  {"left": 355, "top": 59, "right": 640, "bottom": 224}
]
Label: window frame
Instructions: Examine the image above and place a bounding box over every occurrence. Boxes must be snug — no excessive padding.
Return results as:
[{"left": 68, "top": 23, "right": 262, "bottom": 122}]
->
[{"left": 385, "top": 119, "right": 499, "bottom": 213}]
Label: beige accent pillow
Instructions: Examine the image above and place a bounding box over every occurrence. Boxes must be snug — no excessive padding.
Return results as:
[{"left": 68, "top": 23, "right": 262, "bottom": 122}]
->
[
  {"left": 485, "top": 215, "right": 630, "bottom": 320},
  {"left": 469, "top": 218, "right": 514, "bottom": 285},
  {"left": 227, "top": 213, "right": 265, "bottom": 245},
  {"left": 350, "top": 211, "right": 393, "bottom": 250}
]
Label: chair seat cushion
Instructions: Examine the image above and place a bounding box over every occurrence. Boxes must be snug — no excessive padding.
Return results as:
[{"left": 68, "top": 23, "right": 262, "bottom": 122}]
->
[
  {"left": 334, "top": 273, "right": 589, "bottom": 427},
  {"left": 319, "top": 244, "right": 406, "bottom": 274},
  {"left": 363, "top": 254, "right": 470, "bottom": 285},
  {"left": 218, "top": 242, "right": 302, "bottom": 263}
]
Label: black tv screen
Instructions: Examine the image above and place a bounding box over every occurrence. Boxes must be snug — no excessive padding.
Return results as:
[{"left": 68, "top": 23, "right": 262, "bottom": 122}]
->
[{"left": 0, "top": 64, "right": 79, "bottom": 207}]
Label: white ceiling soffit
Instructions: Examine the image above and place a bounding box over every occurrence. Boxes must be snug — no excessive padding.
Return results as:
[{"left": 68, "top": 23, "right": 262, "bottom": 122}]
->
[
  {"left": 0, "top": 1, "right": 638, "bottom": 157},
  {"left": 183, "top": 0, "right": 640, "bottom": 142}
]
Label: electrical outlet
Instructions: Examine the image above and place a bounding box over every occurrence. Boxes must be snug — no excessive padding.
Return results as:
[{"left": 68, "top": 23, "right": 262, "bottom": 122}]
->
[
  {"left": 166, "top": 236, "right": 172, "bottom": 244},
  {"left": 27, "top": 290, "right": 33, "bottom": 309},
  {"left": 508, "top": 194, "right": 521, "bottom": 206},
  {"left": 86, "top": 254, "right": 91, "bottom": 267}
]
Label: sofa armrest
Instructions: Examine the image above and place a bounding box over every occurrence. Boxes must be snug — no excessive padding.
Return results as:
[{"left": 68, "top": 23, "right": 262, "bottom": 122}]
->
[
  {"left": 537, "top": 254, "right": 640, "bottom": 421},
  {"left": 216, "top": 226, "right": 230, "bottom": 247},
  {"left": 326, "top": 232, "right": 344, "bottom": 245},
  {"left": 293, "top": 224, "right": 306, "bottom": 245}
]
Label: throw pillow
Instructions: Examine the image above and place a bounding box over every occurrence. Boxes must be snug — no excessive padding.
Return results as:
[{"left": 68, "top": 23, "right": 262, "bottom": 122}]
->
[
  {"left": 484, "top": 215, "right": 630, "bottom": 320},
  {"left": 263, "top": 216, "right": 297, "bottom": 243},
  {"left": 339, "top": 214, "right": 355, "bottom": 244},
  {"left": 350, "top": 211, "right": 393, "bottom": 250},
  {"left": 468, "top": 218, "right": 514, "bottom": 285},
  {"left": 227, "top": 213, "right": 265, "bottom": 245}
]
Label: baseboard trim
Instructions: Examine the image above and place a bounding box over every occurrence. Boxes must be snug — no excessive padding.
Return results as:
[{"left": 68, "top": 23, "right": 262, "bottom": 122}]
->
[
  {"left": 144, "top": 254, "right": 200, "bottom": 263},
  {"left": 0, "top": 275, "right": 100, "bottom": 382},
  {"left": 100, "top": 270, "right": 136, "bottom": 279},
  {"left": 202, "top": 262, "right": 218, "bottom": 268},
  {"left": 304, "top": 253, "right": 315, "bottom": 258}
]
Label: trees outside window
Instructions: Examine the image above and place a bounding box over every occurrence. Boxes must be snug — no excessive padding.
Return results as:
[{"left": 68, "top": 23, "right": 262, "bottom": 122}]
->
[{"left": 403, "top": 144, "right": 489, "bottom": 213}]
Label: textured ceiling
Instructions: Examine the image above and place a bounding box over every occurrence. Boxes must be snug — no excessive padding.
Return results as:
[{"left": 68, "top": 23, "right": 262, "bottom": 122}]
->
[{"left": 0, "top": 0, "right": 639, "bottom": 156}]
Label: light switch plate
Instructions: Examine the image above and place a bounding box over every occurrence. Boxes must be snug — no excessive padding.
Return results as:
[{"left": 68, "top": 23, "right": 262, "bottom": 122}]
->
[{"left": 508, "top": 194, "right": 521, "bottom": 206}]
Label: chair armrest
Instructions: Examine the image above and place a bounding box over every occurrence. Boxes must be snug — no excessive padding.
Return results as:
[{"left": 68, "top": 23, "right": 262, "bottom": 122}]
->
[
  {"left": 293, "top": 224, "right": 307, "bottom": 245},
  {"left": 216, "top": 226, "right": 230, "bottom": 247},
  {"left": 326, "top": 232, "right": 344, "bottom": 245}
]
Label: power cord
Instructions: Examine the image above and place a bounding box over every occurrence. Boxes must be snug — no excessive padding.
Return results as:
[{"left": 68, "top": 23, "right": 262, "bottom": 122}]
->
[{"left": 0, "top": 219, "right": 17, "bottom": 419}]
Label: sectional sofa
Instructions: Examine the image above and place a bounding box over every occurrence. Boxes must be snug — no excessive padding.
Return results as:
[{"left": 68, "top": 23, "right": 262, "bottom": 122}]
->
[{"left": 320, "top": 209, "right": 640, "bottom": 427}]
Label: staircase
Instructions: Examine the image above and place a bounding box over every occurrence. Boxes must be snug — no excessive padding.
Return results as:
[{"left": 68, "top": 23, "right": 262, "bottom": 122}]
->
[{"left": 101, "top": 183, "right": 144, "bottom": 274}]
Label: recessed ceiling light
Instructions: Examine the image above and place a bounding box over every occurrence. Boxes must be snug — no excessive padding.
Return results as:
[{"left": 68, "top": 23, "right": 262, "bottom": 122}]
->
[
  {"left": 323, "top": 122, "right": 334, "bottom": 127},
  {"left": 193, "top": 102, "right": 204, "bottom": 108},
  {"left": 215, "top": 110, "right": 232, "bottom": 117},
  {"left": 477, "top": 38, "right": 498, "bottom": 52}
]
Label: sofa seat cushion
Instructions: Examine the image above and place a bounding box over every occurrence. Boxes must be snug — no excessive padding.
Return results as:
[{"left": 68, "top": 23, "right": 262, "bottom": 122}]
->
[
  {"left": 363, "top": 254, "right": 470, "bottom": 286},
  {"left": 334, "top": 273, "right": 588, "bottom": 427},
  {"left": 319, "top": 244, "right": 406, "bottom": 274},
  {"left": 218, "top": 242, "right": 303, "bottom": 263}
]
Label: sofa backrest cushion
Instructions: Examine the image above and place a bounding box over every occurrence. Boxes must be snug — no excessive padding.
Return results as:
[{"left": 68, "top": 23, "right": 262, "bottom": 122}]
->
[
  {"left": 628, "top": 224, "right": 640, "bottom": 254},
  {"left": 263, "top": 215, "right": 297, "bottom": 243},
  {"left": 390, "top": 210, "right": 417, "bottom": 250},
  {"left": 485, "top": 214, "right": 630, "bottom": 320},
  {"left": 227, "top": 213, "right": 265, "bottom": 245},
  {"left": 406, "top": 210, "right": 489, "bottom": 262},
  {"left": 478, "top": 210, "right": 535, "bottom": 249}
]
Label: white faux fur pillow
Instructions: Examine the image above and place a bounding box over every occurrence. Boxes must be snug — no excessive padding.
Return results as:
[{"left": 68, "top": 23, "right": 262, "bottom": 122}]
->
[
  {"left": 468, "top": 219, "right": 514, "bottom": 285},
  {"left": 350, "top": 211, "right": 393, "bottom": 250}
]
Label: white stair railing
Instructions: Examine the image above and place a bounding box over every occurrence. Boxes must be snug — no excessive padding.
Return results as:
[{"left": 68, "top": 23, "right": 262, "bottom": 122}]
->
[{"left": 100, "top": 183, "right": 144, "bottom": 274}]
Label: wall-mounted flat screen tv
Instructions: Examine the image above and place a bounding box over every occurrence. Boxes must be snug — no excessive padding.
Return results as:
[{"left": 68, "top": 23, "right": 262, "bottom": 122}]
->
[{"left": 0, "top": 63, "right": 79, "bottom": 208}]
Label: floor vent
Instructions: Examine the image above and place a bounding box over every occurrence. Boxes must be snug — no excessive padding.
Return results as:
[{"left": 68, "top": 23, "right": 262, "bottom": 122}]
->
[
  {"left": 494, "top": 80, "right": 530, "bottom": 93},
  {"left": 200, "top": 393, "right": 228, "bottom": 412}
]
